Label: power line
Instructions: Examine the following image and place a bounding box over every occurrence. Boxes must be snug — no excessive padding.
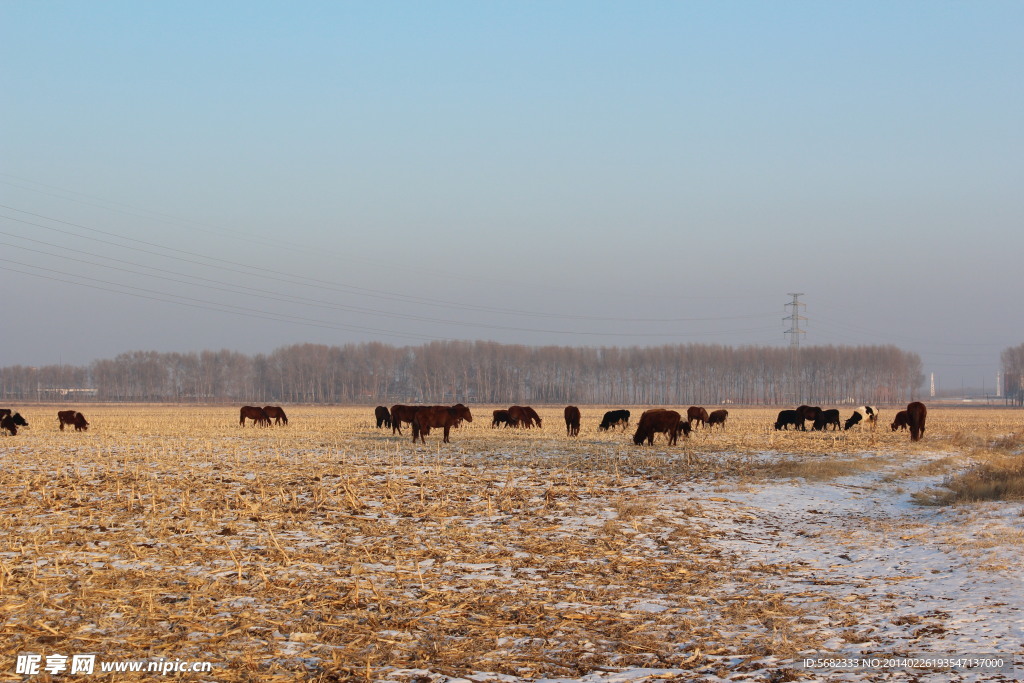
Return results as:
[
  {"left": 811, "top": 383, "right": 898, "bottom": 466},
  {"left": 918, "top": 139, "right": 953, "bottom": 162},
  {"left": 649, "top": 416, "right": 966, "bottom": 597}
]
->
[{"left": 0, "top": 206, "right": 777, "bottom": 327}]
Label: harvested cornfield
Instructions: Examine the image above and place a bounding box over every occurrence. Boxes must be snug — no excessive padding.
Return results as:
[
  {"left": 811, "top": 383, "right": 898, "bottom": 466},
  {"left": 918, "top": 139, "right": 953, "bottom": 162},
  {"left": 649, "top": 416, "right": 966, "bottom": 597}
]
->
[{"left": 0, "top": 405, "right": 1021, "bottom": 681}]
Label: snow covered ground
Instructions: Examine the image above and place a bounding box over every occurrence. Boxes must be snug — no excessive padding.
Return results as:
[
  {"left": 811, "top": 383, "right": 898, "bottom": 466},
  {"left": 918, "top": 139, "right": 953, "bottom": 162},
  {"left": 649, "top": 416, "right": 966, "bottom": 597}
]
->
[{"left": 382, "top": 450, "right": 1023, "bottom": 682}]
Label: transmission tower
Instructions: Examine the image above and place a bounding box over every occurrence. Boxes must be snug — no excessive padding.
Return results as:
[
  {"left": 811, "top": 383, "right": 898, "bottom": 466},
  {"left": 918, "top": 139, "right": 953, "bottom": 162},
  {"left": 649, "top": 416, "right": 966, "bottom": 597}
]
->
[
  {"left": 784, "top": 294, "right": 807, "bottom": 404},
  {"left": 783, "top": 293, "right": 806, "bottom": 348}
]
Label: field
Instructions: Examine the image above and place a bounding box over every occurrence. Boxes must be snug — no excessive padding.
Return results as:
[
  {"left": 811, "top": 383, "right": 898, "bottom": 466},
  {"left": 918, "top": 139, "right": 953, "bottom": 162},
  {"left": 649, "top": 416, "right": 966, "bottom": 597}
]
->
[{"left": 0, "top": 404, "right": 1021, "bottom": 682}]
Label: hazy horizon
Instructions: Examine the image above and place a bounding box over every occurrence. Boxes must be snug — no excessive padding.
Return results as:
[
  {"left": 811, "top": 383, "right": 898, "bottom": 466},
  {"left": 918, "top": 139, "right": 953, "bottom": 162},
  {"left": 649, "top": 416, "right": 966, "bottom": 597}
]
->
[{"left": 2, "top": 2, "right": 1021, "bottom": 395}]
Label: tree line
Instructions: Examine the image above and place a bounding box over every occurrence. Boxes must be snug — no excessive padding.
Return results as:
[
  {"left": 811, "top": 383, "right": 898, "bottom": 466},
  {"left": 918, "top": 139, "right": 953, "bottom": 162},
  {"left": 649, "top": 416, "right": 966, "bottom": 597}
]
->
[
  {"left": 0, "top": 341, "right": 928, "bottom": 406},
  {"left": 1002, "top": 343, "right": 1024, "bottom": 406}
]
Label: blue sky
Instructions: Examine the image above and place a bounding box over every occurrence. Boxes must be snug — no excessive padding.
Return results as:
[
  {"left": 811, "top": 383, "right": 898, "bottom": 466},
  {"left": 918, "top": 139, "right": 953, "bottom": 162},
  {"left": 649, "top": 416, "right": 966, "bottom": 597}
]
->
[{"left": 2, "top": 1, "right": 1022, "bottom": 393}]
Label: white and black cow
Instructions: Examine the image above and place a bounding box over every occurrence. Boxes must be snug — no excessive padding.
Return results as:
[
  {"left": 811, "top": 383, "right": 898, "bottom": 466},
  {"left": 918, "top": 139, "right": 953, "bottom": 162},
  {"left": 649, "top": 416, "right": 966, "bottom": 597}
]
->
[{"left": 844, "top": 405, "right": 878, "bottom": 430}]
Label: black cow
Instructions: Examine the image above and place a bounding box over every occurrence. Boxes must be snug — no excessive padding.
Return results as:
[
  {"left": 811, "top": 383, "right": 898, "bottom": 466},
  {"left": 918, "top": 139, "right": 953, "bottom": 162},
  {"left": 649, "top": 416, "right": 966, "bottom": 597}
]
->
[
  {"left": 812, "top": 408, "right": 841, "bottom": 431},
  {"left": 775, "top": 409, "right": 800, "bottom": 430},
  {"left": 1, "top": 412, "right": 28, "bottom": 435},
  {"left": 491, "top": 409, "right": 514, "bottom": 428},
  {"left": 374, "top": 406, "right": 392, "bottom": 429},
  {"left": 598, "top": 409, "right": 630, "bottom": 431}
]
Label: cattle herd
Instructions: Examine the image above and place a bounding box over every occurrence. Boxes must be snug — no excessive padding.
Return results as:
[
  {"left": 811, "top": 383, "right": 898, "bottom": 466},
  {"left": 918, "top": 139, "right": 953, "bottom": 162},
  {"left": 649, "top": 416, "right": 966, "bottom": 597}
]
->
[
  {"left": 773, "top": 402, "right": 927, "bottom": 441},
  {"left": 0, "top": 402, "right": 929, "bottom": 444}
]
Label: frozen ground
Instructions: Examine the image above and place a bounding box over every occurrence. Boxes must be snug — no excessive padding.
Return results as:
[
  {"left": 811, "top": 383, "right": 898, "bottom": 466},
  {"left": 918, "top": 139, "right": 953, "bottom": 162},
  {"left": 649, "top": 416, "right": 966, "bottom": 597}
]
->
[
  {"left": 2, "top": 406, "right": 1022, "bottom": 682},
  {"left": 382, "top": 451, "right": 1023, "bottom": 682}
]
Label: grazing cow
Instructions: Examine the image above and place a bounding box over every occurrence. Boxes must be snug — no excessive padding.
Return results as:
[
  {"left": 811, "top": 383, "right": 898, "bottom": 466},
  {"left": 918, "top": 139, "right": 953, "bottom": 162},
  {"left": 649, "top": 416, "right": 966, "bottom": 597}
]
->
[
  {"left": 58, "top": 410, "right": 89, "bottom": 431},
  {"left": 263, "top": 406, "right": 288, "bottom": 426},
  {"left": 491, "top": 409, "right": 514, "bottom": 428},
  {"left": 774, "top": 409, "right": 800, "bottom": 430},
  {"left": 632, "top": 409, "right": 684, "bottom": 446},
  {"left": 374, "top": 406, "right": 392, "bottom": 429},
  {"left": 507, "top": 406, "right": 532, "bottom": 428},
  {"left": 412, "top": 404, "right": 473, "bottom": 444},
  {"left": 891, "top": 410, "right": 910, "bottom": 431},
  {"left": 1, "top": 412, "right": 28, "bottom": 435},
  {"left": 564, "top": 405, "right": 581, "bottom": 437},
  {"left": 687, "top": 406, "right": 710, "bottom": 428},
  {"left": 707, "top": 409, "right": 728, "bottom": 429},
  {"left": 524, "top": 406, "right": 542, "bottom": 428},
  {"left": 239, "top": 406, "right": 270, "bottom": 427},
  {"left": 906, "top": 401, "right": 927, "bottom": 442},
  {"left": 390, "top": 405, "right": 419, "bottom": 434},
  {"left": 598, "top": 409, "right": 631, "bottom": 431},
  {"left": 795, "top": 405, "right": 822, "bottom": 431},
  {"left": 812, "top": 408, "right": 842, "bottom": 431},
  {"left": 844, "top": 405, "right": 879, "bottom": 430},
  {"left": 0, "top": 410, "right": 27, "bottom": 425}
]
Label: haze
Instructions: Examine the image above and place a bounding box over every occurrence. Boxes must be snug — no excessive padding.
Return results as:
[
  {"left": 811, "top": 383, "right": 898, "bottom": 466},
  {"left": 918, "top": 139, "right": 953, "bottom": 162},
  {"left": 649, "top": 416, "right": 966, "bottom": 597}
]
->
[{"left": 2, "top": 1, "right": 1021, "bottom": 394}]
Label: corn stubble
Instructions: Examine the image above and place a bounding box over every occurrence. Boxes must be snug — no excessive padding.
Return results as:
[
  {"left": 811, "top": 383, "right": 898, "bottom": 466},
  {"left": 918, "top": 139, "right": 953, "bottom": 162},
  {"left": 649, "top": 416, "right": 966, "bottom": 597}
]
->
[{"left": 0, "top": 404, "right": 1018, "bottom": 680}]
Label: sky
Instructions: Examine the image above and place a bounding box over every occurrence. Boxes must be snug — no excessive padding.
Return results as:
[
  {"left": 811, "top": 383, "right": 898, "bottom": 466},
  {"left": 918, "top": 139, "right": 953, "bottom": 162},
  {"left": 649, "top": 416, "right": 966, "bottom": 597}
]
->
[{"left": 1, "top": 1, "right": 1022, "bottom": 394}]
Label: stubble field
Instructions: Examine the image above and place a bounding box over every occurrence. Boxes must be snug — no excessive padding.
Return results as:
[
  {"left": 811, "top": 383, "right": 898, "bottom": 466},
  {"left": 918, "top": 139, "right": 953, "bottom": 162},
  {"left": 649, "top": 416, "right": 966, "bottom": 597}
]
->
[{"left": 0, "top": 404, "right": 1021, "bottom": 682}]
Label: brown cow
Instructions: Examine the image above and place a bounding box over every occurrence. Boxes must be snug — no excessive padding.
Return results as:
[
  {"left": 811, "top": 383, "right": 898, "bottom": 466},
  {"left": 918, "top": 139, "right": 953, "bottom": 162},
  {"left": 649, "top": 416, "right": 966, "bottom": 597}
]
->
[
  {"left": 907, "top": 401, "right": 927, "bottom": 441},
  {"left": 374, "top": 406, "right": 392, "bottom": 429},
  {"left": 412, "top": 404, "right": 473, "bottom": 444},
  {"left": 564, "top": 405, "right": 581, "bottom": 437},
  {"left": 491, "top": 409, "right": 513, "bottom": 428},
  {"left": 263, "top": 406, "right": 288, "bottom": 425},
  {"left": 507, "top": 406, "right": 532, "bottom": 428},
  {"left": 239, "top": 406, "right": 270, "bottom": 427},
  {"left": 687, "top": 406, "right": 709, "bottom": 428},
  {"left": 633, "top": 409, "right": 685, "bottom": 446},
  {"left": 58, "top": 410, "right": 89, "bottom": 431},
  {"left": 524, "top": 406, "right": 542, "bottom": 428},
  {"left": 891, "top": 410, "right": 909, "bottom": 431},
  {"left": 707, "top": 409, "right": 728, "bottom": 429},
  {"left": 795, "top": 405, "right": 822, "bottom": 431},
  {"left": 390, "top": 405, "right": 419, "bottom": 434}
]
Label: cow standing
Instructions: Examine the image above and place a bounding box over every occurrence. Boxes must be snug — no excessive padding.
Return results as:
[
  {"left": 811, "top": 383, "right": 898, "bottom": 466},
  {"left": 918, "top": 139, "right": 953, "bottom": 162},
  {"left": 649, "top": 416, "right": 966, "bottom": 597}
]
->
[
  {"left": 263, "top": 406, "right": 288, "bottom": 425},
  {"left": 412, "top": 404, "right": 473, "bottom": 444},
  {"left": 58, "top": 410, "right": 89, "bottom": 431},
  {"left": 812, "top": 409, "right": 842, "bottom": 431},
  {"left": 687, "top": 406, "right": 709, "bottom": 428},
  {"left": 508, "top": 406, "right": 538, "bottom": 428},
  {"left": 1, "top": 412, "right": 28, "bottom": 435},
  {"left": 598, "top": 409, "right": 630, "bottom": 431},
  {"left": 564, "top": 406, "right": 581, "bottom": 437},
  {"left": 775, "top": 410, "right": 800, "bottom": 430},
  {"left": 491, "top": 409, "right": 514, "bottom": 428},
  {"left": 844, "top": 406, "right": 878, "bottom": 430},
  {"left": 707, "top": 409, "right": 728, "bottom": 429},
  {"left": 374, "top": 406, "right": 392, "bottom": 429},
  {"left": 633, "top": 409, "right": 686, "bottom": 446},
  {"left": 906, "top": 401, "right": 927, "bottom": 441},
  {"left": 239, "top": 406, "right": 270, "bottom": 427},
  {"left": 795, "top": 405, "right": 822, "bottom": 431},
  {"left": 390, "top": 405, "right": 419, "bottom": 434}
]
